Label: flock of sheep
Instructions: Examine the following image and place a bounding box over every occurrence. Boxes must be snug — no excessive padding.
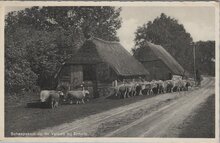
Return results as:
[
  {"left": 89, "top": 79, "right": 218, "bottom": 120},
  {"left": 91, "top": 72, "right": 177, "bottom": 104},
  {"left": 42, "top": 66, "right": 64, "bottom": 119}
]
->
[
  {"left": 39, "top": 77, "right": 195, "bottom": 109},
  {"left": 113, "top": 78, "right": 195, "bottom": 99},
  {"left": 40, "top": 88, "right": 90, "bottom": 109}
]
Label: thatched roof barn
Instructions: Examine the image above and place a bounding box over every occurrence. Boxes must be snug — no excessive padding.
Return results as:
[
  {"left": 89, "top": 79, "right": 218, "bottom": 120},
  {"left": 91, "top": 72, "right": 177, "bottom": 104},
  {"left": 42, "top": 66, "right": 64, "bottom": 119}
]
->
[
  {"left": 66, "top": 37, "right": 149, "bottom": 77},
  {"left": 134, "top": 42, "right": 188, "bottom": 80},
  {"left": 58, "top": 37, "right": 149, "bottom": 97}
]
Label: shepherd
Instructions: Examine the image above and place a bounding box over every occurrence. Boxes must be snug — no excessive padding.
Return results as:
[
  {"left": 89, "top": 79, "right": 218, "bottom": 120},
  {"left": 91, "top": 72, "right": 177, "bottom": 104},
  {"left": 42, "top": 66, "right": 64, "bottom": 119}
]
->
[
  {"left": 196, "top": 69, "right": 202, "bottom": 86},
  {"left": 168, "top": 72, "right": 173, "bottom": 80}
]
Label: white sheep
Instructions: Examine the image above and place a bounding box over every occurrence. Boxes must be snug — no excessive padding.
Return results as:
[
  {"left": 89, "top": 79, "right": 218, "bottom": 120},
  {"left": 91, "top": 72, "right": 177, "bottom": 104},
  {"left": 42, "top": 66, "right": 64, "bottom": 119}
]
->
[{"left": 66, "top": 89, "right": 90, "bottom": 104}]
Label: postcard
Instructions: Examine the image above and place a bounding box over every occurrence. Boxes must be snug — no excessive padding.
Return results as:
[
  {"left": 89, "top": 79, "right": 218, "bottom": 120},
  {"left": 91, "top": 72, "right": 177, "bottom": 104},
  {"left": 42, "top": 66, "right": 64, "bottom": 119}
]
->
[{"left": 0, "top": 1, "right": 219, "bottom": 143}]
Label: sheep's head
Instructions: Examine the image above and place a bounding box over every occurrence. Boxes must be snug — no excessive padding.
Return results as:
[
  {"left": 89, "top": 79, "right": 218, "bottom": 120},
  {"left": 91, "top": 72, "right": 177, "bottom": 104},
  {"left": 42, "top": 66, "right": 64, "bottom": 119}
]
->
[
  {"left": 58, "top": 91, "right": 64, "bottom": 96},
  {"left": 84, "top": 90, "right": 89, "bottom": 95},
  {"left": 58, "top": 91, "right": 66, "bottom": 102}
]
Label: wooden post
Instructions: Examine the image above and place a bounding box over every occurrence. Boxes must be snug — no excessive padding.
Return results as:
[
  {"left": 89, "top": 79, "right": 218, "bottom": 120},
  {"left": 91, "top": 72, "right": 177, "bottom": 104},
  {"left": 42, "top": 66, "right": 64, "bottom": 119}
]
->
[
  {"left": 70, "top": 65, "right": 83, "bottom": 89},
  {"left": 115, "top": 80, "right": 117, "bottom": 87},
  {"left": 93, "top": 65, "right": 99, "bottom": 98},
  {"left": 193, "top": 44, "right": 196, "bottom": 82},
  {"left": 112, "top": 80, "right": 117, "bottom": 87}
]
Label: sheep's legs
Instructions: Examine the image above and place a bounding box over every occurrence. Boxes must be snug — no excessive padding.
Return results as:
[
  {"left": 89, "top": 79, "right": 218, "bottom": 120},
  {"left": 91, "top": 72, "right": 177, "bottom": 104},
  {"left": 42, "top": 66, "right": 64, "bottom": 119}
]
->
[
  {"left": 54, "top": 101, "right": 58, "bottom": 108},
  {"left": 70, "top": 100, "right": 73, "bottom": 104},
  {"left": 123, "top": 90, "right": 127, "bottom": 99},
  {"left": 51, "top": 99, "right": 55, "bottom": 109}
]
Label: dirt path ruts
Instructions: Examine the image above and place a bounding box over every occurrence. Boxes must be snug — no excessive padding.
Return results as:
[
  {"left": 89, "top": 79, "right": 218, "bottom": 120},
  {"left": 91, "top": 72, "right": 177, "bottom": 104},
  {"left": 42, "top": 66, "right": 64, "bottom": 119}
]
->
[
  {"left": 34, "top": 77, "right": 214, "bottom": 137},
  {"left": 34, "top": 91, "right": 182, "bottom": 136},
  {"left": 105, "top": 77, "right": 214, "bottom": 137}
]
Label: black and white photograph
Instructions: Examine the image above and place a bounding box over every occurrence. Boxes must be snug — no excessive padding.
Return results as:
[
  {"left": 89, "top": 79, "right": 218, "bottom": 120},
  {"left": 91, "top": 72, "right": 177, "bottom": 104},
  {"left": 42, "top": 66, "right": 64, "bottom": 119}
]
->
[{"left": 2, "top": 1, "right": 219, "bottom": 142}]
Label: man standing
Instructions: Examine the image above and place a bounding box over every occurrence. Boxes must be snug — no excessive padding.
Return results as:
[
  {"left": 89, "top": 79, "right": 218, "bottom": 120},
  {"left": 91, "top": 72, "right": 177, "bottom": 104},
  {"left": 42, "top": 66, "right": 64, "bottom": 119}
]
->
[
  {"left": 168, "top": 72, "right": 173, "bottom": 80},
  {"left": 196, "top": 69, "right": 202, "bottom": 86}
]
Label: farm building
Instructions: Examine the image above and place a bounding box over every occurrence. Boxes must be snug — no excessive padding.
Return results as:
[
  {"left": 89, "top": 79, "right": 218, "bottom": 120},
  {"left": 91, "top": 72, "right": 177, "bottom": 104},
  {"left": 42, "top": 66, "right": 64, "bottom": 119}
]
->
[
  {"left": 134, "top": 42, "right": 189, "bottom": 80},
  {"left": 56, "top": 37, "right": 149, "bottom": 98}
]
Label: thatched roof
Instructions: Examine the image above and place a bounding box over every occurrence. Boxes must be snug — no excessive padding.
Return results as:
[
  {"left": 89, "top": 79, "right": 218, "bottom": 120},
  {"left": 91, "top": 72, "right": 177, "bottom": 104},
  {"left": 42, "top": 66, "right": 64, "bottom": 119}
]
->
[
  {"left": 66, "top": 37, "right": 149, "bottom": 77},
  {"left": 134, "top": 42, "right": 188, "bottom": 76}
]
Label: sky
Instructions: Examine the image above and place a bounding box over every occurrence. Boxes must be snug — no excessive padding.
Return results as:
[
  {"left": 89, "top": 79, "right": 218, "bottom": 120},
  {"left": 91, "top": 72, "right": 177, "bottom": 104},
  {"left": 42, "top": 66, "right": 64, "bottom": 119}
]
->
[
  {"left": 5, "top": 6, "right": 216, "bottom": 53},
  {"left": 117, "top": 6, "right": 215, "bottom": 52}
]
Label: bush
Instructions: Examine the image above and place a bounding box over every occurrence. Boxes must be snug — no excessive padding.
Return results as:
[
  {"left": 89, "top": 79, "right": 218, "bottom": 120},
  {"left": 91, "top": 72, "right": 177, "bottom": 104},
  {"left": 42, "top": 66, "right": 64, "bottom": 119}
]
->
[{"left": 5, "top": 59, "right": 38, "bottom": 96}]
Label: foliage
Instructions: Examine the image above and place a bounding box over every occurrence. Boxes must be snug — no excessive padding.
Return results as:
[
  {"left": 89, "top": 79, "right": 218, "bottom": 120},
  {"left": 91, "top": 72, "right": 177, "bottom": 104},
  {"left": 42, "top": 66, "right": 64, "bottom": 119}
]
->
[
  {"left": 133, "top": 13, "right": 194, "bottom": 74},
  {"left": 5, "top": 27, "right": 38, "bottom": 94},
  {"left": 5, "top": 6, "right": 122, "bottom": 95},
  {"left": 5, "top": 6, "right": 122, "bottom": 41},
  {"left": 40, "top": 6, "right": 122, "bottom": 41},
  {"left": 195, "top": 41, "right": 215, "bottom": 76}
]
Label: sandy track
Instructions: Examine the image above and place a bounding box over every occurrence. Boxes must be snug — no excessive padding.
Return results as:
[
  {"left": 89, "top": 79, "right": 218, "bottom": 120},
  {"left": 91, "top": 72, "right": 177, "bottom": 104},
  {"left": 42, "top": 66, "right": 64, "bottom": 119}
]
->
[
  {"left": 105, "top": 77, "right": 215, "bottom": 137},
  {"left": 34, "top": 77, "right": 214, "bottom": 137}
]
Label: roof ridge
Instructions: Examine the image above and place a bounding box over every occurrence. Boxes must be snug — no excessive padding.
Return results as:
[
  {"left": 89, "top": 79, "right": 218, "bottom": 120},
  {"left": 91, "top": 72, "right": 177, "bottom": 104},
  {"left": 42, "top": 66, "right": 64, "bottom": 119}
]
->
[{"left": 91, "top": 37, "right": 120, "bottom": 44}]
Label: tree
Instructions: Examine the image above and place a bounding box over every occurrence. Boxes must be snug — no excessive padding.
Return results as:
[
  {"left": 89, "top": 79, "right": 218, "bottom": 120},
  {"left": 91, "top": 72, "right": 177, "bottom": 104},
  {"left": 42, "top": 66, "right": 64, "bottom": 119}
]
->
[
  {"left": 5, "top": 27, "right": 38, "bottom": 94},
  {"left": 133, "top": 13, "right": 194, "bottom": 74},
  {"left": 195, "top": 41, "right": 215, "bottom": 76},
  {"left": 40, "top": 6, "right": 122, "bottom": 41},
  {"left": 5, "top": 25, "right": 82, "bottom": 91},
  {"left": 5, "top": 6, "right": 122, "bottom": 95},
  {"left": 6, "top": 6, "right": 122, "bottom": 41}
]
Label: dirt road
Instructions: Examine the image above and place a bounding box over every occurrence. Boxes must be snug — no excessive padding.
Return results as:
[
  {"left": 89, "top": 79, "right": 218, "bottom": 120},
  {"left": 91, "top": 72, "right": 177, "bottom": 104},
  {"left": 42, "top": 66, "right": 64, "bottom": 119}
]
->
[{"left": 34, "top": 77, "right": 215, "bottom": 137}]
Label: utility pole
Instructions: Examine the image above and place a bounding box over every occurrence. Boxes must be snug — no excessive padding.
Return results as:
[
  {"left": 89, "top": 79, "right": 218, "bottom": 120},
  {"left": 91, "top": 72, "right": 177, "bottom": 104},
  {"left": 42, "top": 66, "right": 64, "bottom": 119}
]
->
[{"left": 193, "top": 44, "right": 196, "bottom": 82}]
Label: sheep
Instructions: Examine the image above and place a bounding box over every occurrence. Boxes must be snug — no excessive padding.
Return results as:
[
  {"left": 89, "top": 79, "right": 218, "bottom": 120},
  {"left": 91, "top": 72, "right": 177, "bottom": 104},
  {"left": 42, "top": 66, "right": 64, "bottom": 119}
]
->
[
  {"left": 114, "top": 84, "right": 128, "bottom": 99},
  {"left": 40, "top": 90, "right": 64, "bottom": 109},
  {"left": 66, "top": 89, "right": 90, "bottom": 104}
]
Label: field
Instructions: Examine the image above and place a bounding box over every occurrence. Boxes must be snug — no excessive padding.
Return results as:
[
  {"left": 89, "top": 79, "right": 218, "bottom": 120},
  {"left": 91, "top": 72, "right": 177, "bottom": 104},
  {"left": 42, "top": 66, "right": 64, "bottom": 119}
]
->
[
  {"left": 179, "top": 94, "right": 215, "bottom": 138},
  {"left": 5, "top": 77, "right": 215, "bottom": 137},
  {"left": 5, "top": 89, "right": 156, "bottom": 137}
]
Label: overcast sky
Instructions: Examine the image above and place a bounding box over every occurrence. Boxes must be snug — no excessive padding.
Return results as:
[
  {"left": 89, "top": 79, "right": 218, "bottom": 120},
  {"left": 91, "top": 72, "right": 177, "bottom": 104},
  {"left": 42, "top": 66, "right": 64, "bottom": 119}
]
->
[
  {"left": 118, "top": 6, "right": 215, "bottom": 52},
  {"left": 5, "top": 6, "right": 215, "bottom": 53}
]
